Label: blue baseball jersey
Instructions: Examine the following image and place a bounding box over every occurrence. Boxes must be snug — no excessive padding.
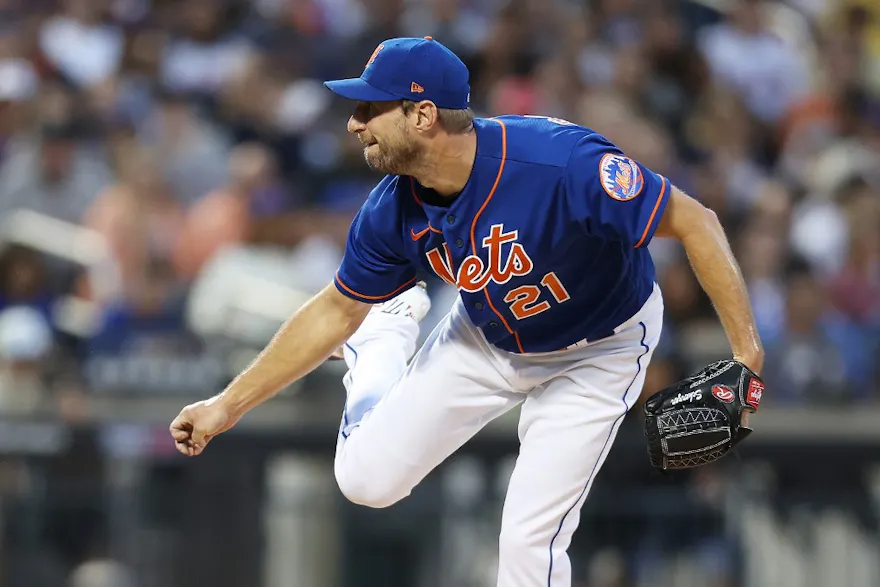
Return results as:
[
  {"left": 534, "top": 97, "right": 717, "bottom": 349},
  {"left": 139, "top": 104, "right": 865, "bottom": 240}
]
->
[{"left": 334, "top": 115, "right": 670, "bottom": 354}]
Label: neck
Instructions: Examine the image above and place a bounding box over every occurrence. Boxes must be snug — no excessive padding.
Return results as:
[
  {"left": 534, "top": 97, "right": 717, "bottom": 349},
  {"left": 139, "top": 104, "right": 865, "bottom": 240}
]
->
[{"left": 412, "top": 127, "right": 477, "bottom": 198}]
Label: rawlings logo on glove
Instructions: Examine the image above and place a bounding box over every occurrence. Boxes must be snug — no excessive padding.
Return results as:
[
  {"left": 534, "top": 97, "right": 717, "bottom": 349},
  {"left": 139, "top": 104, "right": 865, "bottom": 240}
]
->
[{"left": 643, "top": 360, "right": 763, "bottom": 471}]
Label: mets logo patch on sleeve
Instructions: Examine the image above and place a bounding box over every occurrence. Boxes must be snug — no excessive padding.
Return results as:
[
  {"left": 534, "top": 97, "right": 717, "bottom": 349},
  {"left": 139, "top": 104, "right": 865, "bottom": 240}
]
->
[{"left": 599, "top": 153, "right": 645, "bottom": 201}]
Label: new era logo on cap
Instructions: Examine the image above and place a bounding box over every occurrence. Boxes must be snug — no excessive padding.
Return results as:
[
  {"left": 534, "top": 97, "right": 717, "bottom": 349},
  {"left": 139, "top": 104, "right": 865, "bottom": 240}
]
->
[{"left": 324, "top": 37, "right": 470, "bottom": 110}]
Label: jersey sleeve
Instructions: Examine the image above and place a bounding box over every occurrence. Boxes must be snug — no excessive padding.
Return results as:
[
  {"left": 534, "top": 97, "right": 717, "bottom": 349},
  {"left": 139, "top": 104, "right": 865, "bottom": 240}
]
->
[
  {"left": 334, "top": 183, "right": 418, "bottom": 304},
  {"left": 563, "top": 133, "right": 670, "bottom": 248}
]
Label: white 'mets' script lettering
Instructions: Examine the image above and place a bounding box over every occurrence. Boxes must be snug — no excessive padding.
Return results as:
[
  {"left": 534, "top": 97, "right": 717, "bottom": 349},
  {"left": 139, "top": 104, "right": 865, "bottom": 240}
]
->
[{"left": 426, "top": 224, "right": 534, "bottom": 292}]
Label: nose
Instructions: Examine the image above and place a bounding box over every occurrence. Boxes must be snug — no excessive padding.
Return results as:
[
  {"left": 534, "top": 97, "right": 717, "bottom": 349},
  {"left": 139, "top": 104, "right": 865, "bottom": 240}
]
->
[{"left": 347, "top": 115, "right": 366, "bottom": 135}]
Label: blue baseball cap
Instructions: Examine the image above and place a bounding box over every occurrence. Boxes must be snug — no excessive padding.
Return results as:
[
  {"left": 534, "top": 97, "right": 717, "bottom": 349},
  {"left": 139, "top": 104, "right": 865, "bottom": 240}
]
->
[{"left": 323, "top": 37, "right": 470, "bottom": 110}]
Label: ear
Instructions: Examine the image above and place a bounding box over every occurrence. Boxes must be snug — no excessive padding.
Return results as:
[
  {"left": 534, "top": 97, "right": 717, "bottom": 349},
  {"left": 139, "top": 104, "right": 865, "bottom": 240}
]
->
[{"left": 411, "top": 101, "right": 440, "bottom": 132}]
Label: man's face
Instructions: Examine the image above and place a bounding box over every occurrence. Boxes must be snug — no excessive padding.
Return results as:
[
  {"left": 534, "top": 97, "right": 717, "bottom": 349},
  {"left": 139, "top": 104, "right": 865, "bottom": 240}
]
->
[{"left": 348, "top": 101, "right": 423, "bottom": 175}]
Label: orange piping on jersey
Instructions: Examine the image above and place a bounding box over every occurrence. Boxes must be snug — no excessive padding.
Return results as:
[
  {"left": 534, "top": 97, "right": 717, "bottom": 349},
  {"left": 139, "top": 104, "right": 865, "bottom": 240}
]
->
[
  {"left": 470, "top": 119, "right": 524, "bottom": 353},
  {"left": 409, "top": 177, "right": 422, "bottom": 205},
  {"left": 634, "top": 175, "right": 668, "bottom": 248},
  {"left": 409, "top": 180, "right": 443, "bottom": 239},
  {"left": 335, "top": 272, "right": 417, "bottom": 301}
]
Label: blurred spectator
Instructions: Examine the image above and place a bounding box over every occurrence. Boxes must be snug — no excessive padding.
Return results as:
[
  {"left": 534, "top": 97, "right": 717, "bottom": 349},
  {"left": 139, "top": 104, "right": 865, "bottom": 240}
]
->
[
  {"left": 38, "top": 0, "right": 125, "bottom": 88},
  {"left": 762, "top": 259, "right": 852, "bottom": 405},
  {"left": 82, "top": 135, "right": 191, "bottom": 357},
  {"left": 737, "top": 220, "right": 789, "bottom": 348},
  {"left": 85, "top": 255, "right": 189, "bottom": 356},
  {"left": 0, "top": 246, "right": 55, "bottom": 414},
  {"left": 0, "top": 304, "right": 53, "bottom": 413},
  {"left": 0, "top": 117, "right": 111, "bottom": 224},
  {"left": 137, "top": 89, "right": 231, "bottom": 206},
  {"left": 0, "top": 29, "right": 39, "bottom": 148},
  {"left": 159, "top": 0, "right": 254, "bottom": 97},
  {"left": 83, "top": 139, "right": 184, "bottom": 304},
  {"left": 0, "top": 245, "right": 54, "bottom": 322},
  {"left": 827, "top": 178, "right": 880, "bottom": 324},
  {"left": 697, "top": 0, "right": 810, "bottom": 123},
  {"left": 823, "top": 1, "right": 880, "bottom": 94},
  {"left": 173, "top": 140, "right": 351, "bottom": 279},
  {"left": 172, "top": 141, "right": 277, "bottom": 279}
]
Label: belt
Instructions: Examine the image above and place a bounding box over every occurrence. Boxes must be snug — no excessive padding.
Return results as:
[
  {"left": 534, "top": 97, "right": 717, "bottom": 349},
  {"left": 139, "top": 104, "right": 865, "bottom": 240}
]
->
[{"left": 561, "top": 330, "right": 616, "bottom": 351}]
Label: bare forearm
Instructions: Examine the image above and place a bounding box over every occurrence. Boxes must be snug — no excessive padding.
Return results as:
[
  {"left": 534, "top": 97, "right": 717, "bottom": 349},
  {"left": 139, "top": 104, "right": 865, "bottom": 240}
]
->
[
  {"left": 680, "top": 210, "right": 764, "bottom": 371},
  {"left": 218, "top": 283, "right": 369, "bottom": 416}
]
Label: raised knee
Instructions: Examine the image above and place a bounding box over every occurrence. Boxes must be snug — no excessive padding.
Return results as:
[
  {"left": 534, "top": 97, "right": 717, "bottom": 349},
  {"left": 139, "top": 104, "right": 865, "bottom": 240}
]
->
[{"left": 334, "top": 460, "right": 407, "bottom": 509}]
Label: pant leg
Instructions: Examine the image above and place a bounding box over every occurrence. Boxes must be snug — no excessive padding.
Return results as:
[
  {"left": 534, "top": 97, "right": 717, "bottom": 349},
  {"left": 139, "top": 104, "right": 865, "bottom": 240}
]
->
[
  {"left": 335, "top": 300, "right": 523, "bottom": 509},
  {"left": 339, "top": 301, "right": 422, "bottom": 429},
  {"left": 496, "top": 294, "right": 663, "bottom": 587}
]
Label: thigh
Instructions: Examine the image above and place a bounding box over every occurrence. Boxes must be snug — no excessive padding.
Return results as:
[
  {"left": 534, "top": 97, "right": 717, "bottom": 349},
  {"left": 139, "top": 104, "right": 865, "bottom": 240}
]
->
[
  {"left": 497, "top": 317, "right": 661, "bottom": 586},
  {"left": 335, "top": 300, "right": 522, "bottom": 501}
]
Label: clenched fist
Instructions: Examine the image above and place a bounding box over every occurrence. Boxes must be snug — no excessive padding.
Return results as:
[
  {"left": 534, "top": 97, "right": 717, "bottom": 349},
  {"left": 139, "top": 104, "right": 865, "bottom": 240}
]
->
[{"left": 169, "top": 396, "right": 241, "bottom": 456}]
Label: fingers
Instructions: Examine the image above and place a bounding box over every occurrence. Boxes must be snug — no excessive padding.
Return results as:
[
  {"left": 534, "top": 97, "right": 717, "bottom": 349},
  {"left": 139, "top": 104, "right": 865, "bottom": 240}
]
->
[
  {"left": 169, "top": 402, "right": 222, "bottom": 457},
  {"left": 170, "top": 409, "right": 202, "bottom": 457},
  {"left": 173, "top": 435, "right": 207, "bottom": 457},
  {"left": 170, "top": 430, "right": 211, "bottom": 457},
  {"left": 190, "top": 428, "right": 207, "bottom": 448},
  {"left": 175, "top": 440, "right": 195, "bottom": 457},
  {"left": 169, "top": 412, "right": 191, "bottom": 435}
]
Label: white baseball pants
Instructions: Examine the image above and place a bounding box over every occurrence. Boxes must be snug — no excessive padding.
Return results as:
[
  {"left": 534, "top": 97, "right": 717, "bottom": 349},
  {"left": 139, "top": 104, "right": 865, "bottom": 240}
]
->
[{"left": 335, "top": 284, "right": 663, "bottom": 587}]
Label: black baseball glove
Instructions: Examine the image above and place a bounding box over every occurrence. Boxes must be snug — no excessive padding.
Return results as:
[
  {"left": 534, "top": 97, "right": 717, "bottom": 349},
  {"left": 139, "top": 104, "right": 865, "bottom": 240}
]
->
[{"left": 642, "top": 359, "right": 763, "bottom": 471}]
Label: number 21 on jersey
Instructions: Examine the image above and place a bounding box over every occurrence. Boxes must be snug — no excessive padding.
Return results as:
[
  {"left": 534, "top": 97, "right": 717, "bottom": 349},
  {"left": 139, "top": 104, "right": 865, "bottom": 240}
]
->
[
  {"left": 424, "top": 223, "right": 572, "bottom": 321},
  {"left": 503, "top": 272, "right": 570, "bottom": 320}
]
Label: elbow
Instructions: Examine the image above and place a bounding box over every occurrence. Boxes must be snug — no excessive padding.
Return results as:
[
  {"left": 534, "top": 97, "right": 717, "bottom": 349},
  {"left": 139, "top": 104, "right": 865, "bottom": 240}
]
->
[
  {"left": 342, "top": 308, "right": 369, "bottom": 338},
  {"left": 656, "top": 186, "right": 723, "bottom": 242},
  {"left": 673, "top": 203, "right": 722, "bottom": 246},
  {"left": 323, "top": 282, "right": 371, "bottom": 334},
  {"left": 703, "top": 206, "right": 719, "bottom": 223},
  {"left": 688, "top": 201, "right": 727, "bottom": 242},
  {"left": 695, "top": 201, "right": 721, "bottom": 229}
]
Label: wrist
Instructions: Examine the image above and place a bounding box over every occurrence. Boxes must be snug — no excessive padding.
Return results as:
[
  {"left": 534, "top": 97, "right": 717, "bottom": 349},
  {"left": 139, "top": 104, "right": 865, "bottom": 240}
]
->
[
  {"left": 214, "top": 389, "right": 250, "bottom": 419},
  {"left": 734, "top": 349, "right": 764, "bottom": 374}
]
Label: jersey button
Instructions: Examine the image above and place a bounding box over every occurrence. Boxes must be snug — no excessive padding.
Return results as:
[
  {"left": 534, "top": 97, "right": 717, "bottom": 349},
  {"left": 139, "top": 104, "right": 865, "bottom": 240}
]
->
[
  {"left": 474, "top": 302, "right": 484, "bottom": 310},
  {"left": 489, "top": 321, "right": 498, "bottom": 328},
  {"left": 455, "top": 238, "right": 463, "bottom": 247},
  {"left": 446, "top": 214, "right": 455, "bottom": 224}
]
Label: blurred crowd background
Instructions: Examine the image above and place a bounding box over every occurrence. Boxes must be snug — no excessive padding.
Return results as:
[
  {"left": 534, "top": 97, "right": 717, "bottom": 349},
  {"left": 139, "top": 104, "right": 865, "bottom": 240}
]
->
[{"left": 0, "top": 0, "right": 878, "bottom": 586}]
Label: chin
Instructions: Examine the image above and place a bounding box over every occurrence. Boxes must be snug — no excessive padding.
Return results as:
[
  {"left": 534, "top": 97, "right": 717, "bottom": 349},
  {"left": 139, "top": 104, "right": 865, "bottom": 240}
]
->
[
  {"left": 363, "top": 152, "right": 381, "bottom": 170},
  {"left": 364, "top": 153, "right": 391, "bottom": 174}
]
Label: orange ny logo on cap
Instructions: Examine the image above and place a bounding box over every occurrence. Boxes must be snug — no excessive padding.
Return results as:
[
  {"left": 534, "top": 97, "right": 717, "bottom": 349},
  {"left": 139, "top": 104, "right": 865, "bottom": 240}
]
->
[
  {"left": 365, "top": 44, "right": 384, "bottom": 70},
  {"left": 411, "top": 82, "right": 424, "bottom": 93}
]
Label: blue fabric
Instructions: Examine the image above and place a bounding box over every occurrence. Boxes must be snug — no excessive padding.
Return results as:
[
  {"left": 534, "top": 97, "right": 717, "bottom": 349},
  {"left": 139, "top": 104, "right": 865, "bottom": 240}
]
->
[
  {"left": 323, "top": 37, "right": 471, "bottom": 109},
  {"left": 335, "top": 115, "right": 670, "bottom": 353}
]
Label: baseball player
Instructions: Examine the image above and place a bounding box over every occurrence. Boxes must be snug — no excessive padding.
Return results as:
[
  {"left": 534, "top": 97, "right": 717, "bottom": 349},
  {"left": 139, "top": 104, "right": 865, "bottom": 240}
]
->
[{"left": 170, "top": 37, "right": 764, "bottom": 586}]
